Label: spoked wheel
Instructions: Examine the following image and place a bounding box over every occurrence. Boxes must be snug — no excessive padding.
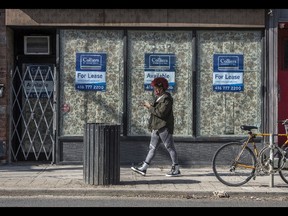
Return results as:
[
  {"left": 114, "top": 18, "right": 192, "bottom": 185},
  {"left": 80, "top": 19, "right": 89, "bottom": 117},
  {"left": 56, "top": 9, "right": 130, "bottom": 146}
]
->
[
  {"left": 278, "top": 146, "right": 288, "bottom": 184},
  {"left": 258, "top": 145, "right": 285, "bottom": 174},
  {"left": 212, "top": 142, "right": 256, "bottom": 186}
]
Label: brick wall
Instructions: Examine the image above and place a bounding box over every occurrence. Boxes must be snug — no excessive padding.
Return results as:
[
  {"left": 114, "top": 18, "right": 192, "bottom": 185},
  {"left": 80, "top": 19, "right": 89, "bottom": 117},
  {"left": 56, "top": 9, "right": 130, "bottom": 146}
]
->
[{"left": 0, "top": 9, "right": 8, "bottom": 160}]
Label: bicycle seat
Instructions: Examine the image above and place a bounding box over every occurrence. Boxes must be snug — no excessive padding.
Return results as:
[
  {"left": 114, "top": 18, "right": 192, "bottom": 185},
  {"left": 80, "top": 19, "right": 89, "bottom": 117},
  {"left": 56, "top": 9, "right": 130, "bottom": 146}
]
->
[{"left": 240, "top": 125, "right": 258, "bottom": 131}]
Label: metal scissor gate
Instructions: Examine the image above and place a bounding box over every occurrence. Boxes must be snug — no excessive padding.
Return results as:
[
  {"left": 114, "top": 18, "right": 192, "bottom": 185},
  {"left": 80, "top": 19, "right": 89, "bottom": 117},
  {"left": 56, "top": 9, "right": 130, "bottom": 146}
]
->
[{"left": 9, "top": 64, "right": 56, "bottom": 162}]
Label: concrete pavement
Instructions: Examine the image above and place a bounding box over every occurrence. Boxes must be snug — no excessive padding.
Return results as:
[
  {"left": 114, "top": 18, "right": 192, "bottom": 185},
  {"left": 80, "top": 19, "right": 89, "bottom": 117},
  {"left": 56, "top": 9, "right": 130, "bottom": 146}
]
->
[{"left": 0, "top": 162, "right": 288, "bottom": 198}]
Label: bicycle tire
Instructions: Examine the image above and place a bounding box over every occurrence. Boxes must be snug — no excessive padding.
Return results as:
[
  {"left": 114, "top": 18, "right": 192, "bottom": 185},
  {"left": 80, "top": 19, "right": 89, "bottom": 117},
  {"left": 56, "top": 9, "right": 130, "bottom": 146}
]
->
[
  {"left": 258, "top": 145, "right": 285, "bottom": 174},
  {"left": 212, "top": 142, "right": 256, "bottom": 186},
  {"left": 278, "top": 146, "right": 288, "bottom": 184}
]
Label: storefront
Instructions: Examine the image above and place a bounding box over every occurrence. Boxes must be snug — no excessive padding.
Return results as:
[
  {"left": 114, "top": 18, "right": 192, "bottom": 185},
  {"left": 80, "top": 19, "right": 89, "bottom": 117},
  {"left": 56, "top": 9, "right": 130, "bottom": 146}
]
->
[{"left": 0, "top": 9, "right": 278, "bottom": 166}]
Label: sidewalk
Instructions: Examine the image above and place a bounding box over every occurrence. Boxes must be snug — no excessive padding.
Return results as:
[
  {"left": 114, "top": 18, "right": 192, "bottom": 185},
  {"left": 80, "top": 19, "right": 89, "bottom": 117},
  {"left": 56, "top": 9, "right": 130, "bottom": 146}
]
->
[{"left": 0, "top": 162, "right": 288, "bottom": 198}]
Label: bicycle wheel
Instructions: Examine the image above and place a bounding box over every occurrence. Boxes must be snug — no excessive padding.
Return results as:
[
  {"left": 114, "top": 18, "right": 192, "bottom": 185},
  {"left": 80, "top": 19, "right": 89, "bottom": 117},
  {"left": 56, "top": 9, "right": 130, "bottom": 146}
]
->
[
  {"left": 259, "top": 145, "right": 285, "bottom": 174},
  {"left": 278, "top": 146, "right": 288, "bottom": 184},
  {"left": 212, "top": 142, "right": 256, "bottom": 186}
]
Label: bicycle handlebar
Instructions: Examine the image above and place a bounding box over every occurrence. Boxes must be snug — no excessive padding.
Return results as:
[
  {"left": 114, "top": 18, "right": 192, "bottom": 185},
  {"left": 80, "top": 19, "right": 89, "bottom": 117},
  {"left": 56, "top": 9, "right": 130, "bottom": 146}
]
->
[{"left": 278, "top": 119, "right": 288, "bottom": 125}]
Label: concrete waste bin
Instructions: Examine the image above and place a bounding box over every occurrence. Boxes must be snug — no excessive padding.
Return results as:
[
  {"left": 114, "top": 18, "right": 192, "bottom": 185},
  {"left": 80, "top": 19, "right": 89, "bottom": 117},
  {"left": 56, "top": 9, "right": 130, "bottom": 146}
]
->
[{"left": 83, "top": 123, "right": 120, "bottom": 185}]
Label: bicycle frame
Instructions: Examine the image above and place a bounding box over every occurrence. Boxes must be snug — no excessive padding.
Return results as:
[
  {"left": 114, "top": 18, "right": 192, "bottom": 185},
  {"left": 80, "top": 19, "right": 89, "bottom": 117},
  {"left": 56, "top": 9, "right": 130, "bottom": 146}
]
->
[
  {"left": 279, "top": 122, "right": 288, "bottom": 148},
  {"left": 212, "top": 119, "right": 288, "bottom": 186},
  {"left": 234, "top": 126, "right": 272, "bottom": 170}
]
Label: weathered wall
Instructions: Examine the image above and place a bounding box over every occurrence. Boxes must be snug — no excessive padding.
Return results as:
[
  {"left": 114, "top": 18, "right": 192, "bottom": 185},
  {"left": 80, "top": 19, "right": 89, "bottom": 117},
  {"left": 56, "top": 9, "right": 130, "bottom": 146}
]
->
[{"left": 6, "top": 9, "right": 265, "bottom": 28}]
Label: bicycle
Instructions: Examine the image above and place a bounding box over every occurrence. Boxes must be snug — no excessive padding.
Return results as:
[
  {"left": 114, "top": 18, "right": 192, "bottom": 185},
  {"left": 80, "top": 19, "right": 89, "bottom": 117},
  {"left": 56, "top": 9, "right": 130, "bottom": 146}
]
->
[{"left": 212, "top": 119, "right": 288, "bottom": 186}]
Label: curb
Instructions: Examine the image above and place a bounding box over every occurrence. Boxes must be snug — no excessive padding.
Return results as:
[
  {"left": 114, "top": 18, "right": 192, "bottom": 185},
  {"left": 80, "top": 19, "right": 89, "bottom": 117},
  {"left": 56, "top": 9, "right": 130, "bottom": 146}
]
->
[{"left": 0, "top": 188, "right": 287, "bottom": 198}]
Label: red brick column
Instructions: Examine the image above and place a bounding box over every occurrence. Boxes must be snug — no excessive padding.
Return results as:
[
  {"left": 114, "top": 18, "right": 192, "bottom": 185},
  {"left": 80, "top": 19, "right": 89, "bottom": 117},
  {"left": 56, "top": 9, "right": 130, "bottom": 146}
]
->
[{"left": 0, "top": 9, "right": 8, "bottom": 162}]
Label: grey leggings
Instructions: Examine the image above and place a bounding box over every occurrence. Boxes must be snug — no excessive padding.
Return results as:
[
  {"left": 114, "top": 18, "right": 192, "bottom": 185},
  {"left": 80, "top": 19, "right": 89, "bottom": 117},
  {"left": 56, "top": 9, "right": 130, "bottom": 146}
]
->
[{"left": 144, "top": 127, "right": 179, "bottom": 166}]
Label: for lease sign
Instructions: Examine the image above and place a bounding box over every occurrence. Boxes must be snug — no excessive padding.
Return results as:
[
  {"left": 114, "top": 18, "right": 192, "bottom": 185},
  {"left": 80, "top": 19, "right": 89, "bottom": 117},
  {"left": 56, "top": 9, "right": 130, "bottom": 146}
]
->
[{"left": 213, "top": 54, "right": 244, "bottom": 92}]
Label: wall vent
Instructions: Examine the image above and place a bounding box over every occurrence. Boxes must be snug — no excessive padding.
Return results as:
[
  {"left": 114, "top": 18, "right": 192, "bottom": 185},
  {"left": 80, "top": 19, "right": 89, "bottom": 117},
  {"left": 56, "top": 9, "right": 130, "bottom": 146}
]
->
[{"left": 24, "top": 36, "right": 50, "bottom": 55}]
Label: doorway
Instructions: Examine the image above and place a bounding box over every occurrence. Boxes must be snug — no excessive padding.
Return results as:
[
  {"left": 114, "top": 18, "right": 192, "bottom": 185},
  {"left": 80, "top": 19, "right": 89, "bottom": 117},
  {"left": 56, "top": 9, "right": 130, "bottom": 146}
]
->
[
  {"left": 278, "top": 25, "right": 288, "bottom": 143},
  {"left": 9, "top": 29, "right": 57, "bottom": 162}
]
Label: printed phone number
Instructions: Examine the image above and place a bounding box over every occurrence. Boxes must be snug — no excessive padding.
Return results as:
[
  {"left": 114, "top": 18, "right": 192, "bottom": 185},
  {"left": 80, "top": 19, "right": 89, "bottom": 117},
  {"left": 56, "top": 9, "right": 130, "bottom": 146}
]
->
[
  {"left": 76, "top": 84, "right": 106, "bottom": 91},
  {"left": 213, "top": 85, "right": 243, "bottom": 92}
]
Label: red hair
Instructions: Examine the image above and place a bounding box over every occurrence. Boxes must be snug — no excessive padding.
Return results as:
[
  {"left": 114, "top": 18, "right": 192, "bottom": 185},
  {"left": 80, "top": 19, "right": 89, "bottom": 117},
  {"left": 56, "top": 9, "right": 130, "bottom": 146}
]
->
[{"left": 151, "top": 77, "right": 169, "bottom": 90}]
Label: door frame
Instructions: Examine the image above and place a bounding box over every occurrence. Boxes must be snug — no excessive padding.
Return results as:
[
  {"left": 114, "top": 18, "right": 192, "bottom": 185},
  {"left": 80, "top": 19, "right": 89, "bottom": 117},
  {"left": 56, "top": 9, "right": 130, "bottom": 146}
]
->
[
  {"left": 9, "top": 28, "right": 57, "bottom": 162},
  {"left": 277, "top": 23, "right": 288, "bottom": 143}
]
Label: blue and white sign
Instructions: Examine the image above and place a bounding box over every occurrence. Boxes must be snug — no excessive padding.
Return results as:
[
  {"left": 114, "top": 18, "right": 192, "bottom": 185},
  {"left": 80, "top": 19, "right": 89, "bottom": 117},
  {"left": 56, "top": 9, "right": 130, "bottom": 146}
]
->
[
  {"left": 75, "top": 53, "right": 107, "bottom": 91},
  {"left": 144, "top": 53, "right": 176, "bottom": 91},
  {"left": 213, "top": 54, "right": 244, "bottom": 92}
]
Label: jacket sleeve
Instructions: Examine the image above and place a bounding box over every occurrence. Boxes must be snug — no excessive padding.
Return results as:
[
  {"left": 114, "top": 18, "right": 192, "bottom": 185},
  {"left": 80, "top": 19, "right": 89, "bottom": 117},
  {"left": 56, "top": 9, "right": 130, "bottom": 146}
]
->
[{"left": 148, "top": 97, "right": 172, "bottom": 120}]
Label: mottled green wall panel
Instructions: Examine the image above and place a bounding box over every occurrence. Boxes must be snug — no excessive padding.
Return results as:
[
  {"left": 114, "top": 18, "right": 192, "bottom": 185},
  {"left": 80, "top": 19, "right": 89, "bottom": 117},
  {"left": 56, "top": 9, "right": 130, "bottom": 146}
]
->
[
  {"left": 127, "top": 30, "right": 193, "bottom": 136},
  {"left": 196, "top": 31, "right": 263, "bottom": 136},
  {"left": 59, "top": 30, "right": 124, "bottom": 136}
]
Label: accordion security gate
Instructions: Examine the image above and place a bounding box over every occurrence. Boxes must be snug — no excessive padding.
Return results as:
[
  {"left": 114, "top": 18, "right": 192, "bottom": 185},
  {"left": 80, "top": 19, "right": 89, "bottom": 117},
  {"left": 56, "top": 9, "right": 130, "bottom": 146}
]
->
[{"left": 9, "top": 64, "right": 56, "bottom": 162}]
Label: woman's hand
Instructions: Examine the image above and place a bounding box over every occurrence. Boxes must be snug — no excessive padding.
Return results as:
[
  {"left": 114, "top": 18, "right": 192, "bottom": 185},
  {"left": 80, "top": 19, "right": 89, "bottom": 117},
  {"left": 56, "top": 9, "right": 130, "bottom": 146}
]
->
[{"left": 143, "top": 101, "right": 151, "bottom": 109}]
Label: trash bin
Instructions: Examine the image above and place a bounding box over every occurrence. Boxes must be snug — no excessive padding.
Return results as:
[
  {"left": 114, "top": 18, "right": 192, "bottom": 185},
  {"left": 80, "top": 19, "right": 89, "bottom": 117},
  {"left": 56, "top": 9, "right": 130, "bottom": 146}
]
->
[{"left": 83, "top": 123, "right": 120, "bottom": 185}]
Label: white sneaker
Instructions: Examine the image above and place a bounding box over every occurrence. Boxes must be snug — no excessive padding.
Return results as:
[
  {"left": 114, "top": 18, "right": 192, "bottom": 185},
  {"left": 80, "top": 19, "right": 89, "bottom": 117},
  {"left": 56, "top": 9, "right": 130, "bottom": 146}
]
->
[{"left": 131, "top": 162, "right": 148, "bottom": 176}]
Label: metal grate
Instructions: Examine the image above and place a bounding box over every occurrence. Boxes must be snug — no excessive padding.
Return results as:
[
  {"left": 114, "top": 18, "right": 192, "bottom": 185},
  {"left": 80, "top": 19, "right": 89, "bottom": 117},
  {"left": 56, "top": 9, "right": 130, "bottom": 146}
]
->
[{"left": 9, "top": 65, "right": 56, "bottom": 162}]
